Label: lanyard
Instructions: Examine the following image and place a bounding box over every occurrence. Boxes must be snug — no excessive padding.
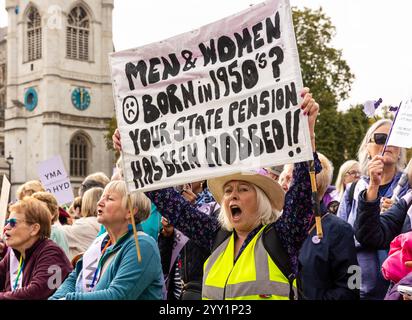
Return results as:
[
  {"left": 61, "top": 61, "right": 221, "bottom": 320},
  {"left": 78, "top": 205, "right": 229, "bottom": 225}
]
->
[
  {"left": 13, "top": 255, "right": 24, "bottom": 291},
  {"left": 90, "top": 239, "right": 112, "bottom": 289},
  {"left": 89, "top": 231, "right": 130, "bottom": 289}
]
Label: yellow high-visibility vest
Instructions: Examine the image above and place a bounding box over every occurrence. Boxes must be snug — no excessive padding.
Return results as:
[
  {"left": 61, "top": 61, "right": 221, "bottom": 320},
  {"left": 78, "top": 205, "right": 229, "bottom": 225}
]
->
[{"left": 202, "top": 225, "right": 296, "bottom": 300}]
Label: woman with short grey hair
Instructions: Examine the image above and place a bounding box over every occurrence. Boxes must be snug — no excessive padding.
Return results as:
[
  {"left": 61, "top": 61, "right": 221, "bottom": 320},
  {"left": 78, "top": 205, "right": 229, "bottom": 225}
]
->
[
  {"left": 337, "top": 119, "right": 409, "bottom": 300},
  {"left": 50, "top": 180, "right": 163, "bottom": 300}
]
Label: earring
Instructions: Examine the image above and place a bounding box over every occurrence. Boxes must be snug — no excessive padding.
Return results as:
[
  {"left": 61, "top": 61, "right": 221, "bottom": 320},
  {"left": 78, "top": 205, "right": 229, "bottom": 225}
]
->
[{"left": 367, "top": 155, "right": 372, "bottom": 160}]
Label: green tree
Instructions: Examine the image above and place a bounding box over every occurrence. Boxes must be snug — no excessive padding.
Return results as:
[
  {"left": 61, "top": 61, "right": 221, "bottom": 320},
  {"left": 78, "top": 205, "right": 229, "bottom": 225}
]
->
[
  {"left": 315, "top": 105, "right": 369, "bottom": 181},
  {"left": 104, "top": 117, "right": 119, "bottom": 157},
  {"left": 292, "top": 7, "right": 354, "bottom": 110},
  {"left": 292, "top": 7, "right": 370, "bottom": 179},
  {"left": 340, "top": 106, "right": 370, "bottom": 159}
]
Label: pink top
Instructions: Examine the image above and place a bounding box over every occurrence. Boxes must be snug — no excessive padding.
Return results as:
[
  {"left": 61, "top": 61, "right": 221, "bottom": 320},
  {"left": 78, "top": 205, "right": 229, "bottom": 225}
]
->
[{"left": 382, "top": 231, "right": 412, "bottom": 283}]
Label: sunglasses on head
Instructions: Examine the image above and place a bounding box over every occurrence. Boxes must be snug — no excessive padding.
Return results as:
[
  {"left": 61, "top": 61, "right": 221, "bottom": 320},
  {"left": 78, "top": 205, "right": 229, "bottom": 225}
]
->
[{"left": 369, "top": 133, "right": 388, "bottom": 145}]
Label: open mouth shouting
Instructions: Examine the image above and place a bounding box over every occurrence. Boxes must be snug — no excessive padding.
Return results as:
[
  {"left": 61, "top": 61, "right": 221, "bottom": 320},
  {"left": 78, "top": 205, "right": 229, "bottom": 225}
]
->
[{"left": 230, "top": 204, "right": 242, "bottom": 222}]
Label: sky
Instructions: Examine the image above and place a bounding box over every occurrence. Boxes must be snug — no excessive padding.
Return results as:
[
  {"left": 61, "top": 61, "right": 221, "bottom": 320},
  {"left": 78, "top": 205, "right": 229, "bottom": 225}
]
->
[{"left": 1, "top": 0, "right": 411, "bottom": 111}]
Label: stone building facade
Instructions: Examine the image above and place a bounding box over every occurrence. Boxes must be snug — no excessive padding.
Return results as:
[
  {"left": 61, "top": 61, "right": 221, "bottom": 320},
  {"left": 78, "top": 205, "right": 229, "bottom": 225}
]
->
[{"left": 1, "top": 0, "right": 115, "bottom": 199}]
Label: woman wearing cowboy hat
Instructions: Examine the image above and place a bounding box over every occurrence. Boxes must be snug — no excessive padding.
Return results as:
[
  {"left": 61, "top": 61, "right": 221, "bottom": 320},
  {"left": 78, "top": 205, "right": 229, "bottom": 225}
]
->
[{"left": 113, "top": 88, "right": 320, "bottom": 300}]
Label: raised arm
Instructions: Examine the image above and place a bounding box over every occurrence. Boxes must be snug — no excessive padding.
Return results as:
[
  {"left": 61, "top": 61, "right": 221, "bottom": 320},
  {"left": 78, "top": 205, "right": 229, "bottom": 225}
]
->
[
  {"left": 146, "top": 188, "right": 220, "bottom": 251},
  {"left": 274, "top": 87, "right": 320, "bottom": 273},
  {"left": 275, "top": 154, "right": 321, "bottom": 272},
  {"left": 354, "top": 190, "right": 409, "bottom": 249}
]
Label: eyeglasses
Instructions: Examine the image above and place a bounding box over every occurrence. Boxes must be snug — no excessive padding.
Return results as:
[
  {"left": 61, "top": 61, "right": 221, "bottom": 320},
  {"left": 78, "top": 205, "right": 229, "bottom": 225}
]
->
[
  {"left": 346, "top": 170, "right": 361, "bottom": 177},
  {"left": 369, "top": 133, "right": 388, "bottom": 145},
  {"left": 5, "top": 218, "right": 25, "bottom": 228}
]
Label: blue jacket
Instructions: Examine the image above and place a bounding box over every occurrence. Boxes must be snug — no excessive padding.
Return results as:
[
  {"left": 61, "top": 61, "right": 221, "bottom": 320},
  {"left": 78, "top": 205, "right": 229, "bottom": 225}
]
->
[
  {"left": 355, "top": 189, "right": 412, "bottom": 249},
  {"left": 141, "top": 203, "right": 162, "bottom": 241},
  {"left": 298, "top": 207, "right": 360, "bottom": 300},
  {"left": 49, "top": 227, "right": 163, "bottom": 300},
  {"left": 337, "top": 173, "right": 410, "bottom": 300}
]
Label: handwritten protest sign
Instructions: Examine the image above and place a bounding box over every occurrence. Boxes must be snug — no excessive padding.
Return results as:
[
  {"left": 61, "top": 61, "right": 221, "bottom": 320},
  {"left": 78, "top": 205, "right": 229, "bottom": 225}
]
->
[
  {"left": 110, "top": 0, "right": 313, "bottom": 192},
  {"left": 387, "top": 97, "right": 412, "bottom": 148},
  {"left": 37, "top": 155, "right": 74, "bottom": 205},
  {"left": 0, "top": 175, "right": 11, "bottom": 232}
]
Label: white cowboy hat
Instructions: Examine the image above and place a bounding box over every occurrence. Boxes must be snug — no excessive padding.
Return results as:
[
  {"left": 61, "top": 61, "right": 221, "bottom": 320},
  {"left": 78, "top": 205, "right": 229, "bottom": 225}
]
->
[{"left": 207, "top": 171, "right": 285, "bottom": 212}]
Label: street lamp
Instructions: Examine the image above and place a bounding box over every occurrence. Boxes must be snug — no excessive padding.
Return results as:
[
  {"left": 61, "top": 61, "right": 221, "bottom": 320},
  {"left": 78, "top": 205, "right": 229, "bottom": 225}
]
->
[{"left": 6, "top": 152, "right": 13, "bottom": 202}]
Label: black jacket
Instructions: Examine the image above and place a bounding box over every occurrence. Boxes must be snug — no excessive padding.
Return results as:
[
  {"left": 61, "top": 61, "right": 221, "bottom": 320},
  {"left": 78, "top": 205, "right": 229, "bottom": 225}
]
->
[
  {"left": 354, "top": 190, "right": 411, "bottom": 249},
  {"left": 159, "top": 207, "right": 219, "bottom": 300},
  {"left": 158, "top": 232, "right": 182, "bottom": 300},
  {"left": 298, "top": 211, "right": 360, "bottom": 300}
]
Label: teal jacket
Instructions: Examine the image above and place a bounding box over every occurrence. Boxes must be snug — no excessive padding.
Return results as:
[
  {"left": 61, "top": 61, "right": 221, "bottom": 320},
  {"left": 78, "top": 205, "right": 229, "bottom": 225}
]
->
[
  {"left": 97, "top": 204, "right": 162, "bottom": 241},
  {"left": 49, "top": 226, "right": 163, "bottom": 300},
  {"left": 141, "top": 204, "right": 162, "bottom": 241}
]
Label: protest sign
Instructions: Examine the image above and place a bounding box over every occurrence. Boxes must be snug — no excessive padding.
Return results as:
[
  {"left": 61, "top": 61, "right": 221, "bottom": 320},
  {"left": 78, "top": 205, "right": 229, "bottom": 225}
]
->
[
  {"left": 110, "top": 0, "right": 313, "bottom": 192},
  {"left": 37, "top": 155, "right": 74, "bottom": 205},
  {"left": 0, "top": 175, "right": 11, "bottom": 231},
  {"left": 387, "top": 97, "right": 412, "bottom": 148}
]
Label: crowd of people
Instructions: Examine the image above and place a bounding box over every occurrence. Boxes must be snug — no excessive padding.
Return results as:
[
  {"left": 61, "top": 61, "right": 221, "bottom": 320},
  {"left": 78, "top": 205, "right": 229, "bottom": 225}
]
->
[{"left": 0, "top": 87, "right": 411, "bottom": 301}]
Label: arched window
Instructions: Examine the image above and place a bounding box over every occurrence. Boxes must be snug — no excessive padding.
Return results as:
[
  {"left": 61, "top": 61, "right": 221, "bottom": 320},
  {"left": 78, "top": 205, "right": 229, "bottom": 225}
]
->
[
  {"left": 70, "top": 134, "right": 89, "bottom": 177},
  {"left": 26, "top": 6, "right": 42, "bottom": 61},
  {"left": 66, "top": 6, "right": 90, "bottom": 61}
]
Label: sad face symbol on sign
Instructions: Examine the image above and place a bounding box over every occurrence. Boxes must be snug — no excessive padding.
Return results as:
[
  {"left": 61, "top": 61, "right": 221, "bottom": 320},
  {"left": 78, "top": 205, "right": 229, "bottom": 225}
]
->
[{"left": 122, "top": 96, "right": 139, "bottom": 124}]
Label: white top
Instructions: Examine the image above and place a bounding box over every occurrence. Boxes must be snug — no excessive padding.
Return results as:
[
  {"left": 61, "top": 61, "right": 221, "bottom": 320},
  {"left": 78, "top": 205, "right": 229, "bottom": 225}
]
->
[{"left": 62, "top": 216, "right": 101, "bottom": 261}]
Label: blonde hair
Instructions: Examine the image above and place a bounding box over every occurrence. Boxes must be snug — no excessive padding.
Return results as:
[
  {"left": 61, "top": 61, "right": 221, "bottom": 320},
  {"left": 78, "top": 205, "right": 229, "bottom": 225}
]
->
[
  {"left": 31, "top": 192, "right": 59, "bottom": 223},
  {"left": 103, "top": 180, "right": 151, "bottom": 223},
  {"left": 358, "top": 119, "right": 406, "bottom": 175},
  {"left": 9, "top": 197, "right": 51, "bottom": 239},
  {"left": 335, "top": 160, "right": 360, "bottom": 199},
  {"left": 316, "top": 153, "right": 334, "bottom": 199},
  {"left": 69, "top": 196, "right": 82, "bottom": 215},
  {"left": 16, "top": 180, "right": 45, "bottom": 200},
  {"left": 81, "top": 187, "right": 104, "bottom": 218},
  {"left": 218, "top": 184, "right": 281, "bottom": 231}
]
